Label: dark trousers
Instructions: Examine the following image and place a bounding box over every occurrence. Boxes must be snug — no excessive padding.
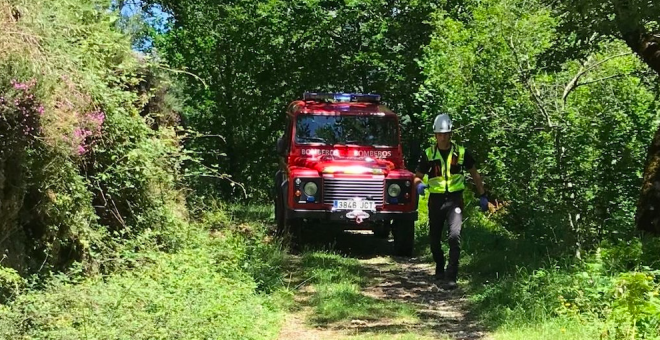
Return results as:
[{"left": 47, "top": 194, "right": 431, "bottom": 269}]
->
[{"left": 428, "top": 193, "right": 463, "bottom": 281}]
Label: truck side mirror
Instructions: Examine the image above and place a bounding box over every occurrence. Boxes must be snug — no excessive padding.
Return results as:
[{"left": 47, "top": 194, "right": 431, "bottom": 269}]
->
[{"left": 277, "top": 137, "right": 285, "bottom": 155}]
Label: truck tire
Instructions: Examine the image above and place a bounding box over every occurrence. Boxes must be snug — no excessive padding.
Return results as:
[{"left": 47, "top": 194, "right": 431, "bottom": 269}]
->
[
  {"left": 393, "top": 220, "right": 414, "bottom": 257},
  {"left": 274, "top": 171, "right": 285, "bottom": 236},
  {"left": 274, "top": 195, "right": 285, "bottom": 236},
  {"left": 285, "top": 218, "right": 305, "bottom": 250}
]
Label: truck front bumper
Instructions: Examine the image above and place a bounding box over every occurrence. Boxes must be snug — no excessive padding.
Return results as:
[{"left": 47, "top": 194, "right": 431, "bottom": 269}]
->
[{"left": 287, "top": 209, "right": 418, "bottom": 222}]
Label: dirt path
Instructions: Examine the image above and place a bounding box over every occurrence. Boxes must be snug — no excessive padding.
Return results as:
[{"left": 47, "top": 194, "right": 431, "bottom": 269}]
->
[{"left": 277, "top": 231, "right": 491, "bottom": 340}]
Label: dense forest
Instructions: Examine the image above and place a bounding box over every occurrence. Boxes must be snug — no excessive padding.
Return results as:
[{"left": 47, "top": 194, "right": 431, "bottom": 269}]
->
[{"left": 1, "top": 0, "right": 659, "bottom": 339}]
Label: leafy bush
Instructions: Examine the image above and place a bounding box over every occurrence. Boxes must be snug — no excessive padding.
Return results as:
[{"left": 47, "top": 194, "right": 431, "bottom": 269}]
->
[
  {"left": 195, "top": 200, "right": 286, "bottom": 293},
  {"left": 467, "top": 235, "right": 660, "bottom": 339},
  {"left": 0, "top": 0, "right": 188, "bottom": 276},
  {"left": 0, "top": 226, "right": 284, "bottom": 340},
  {"left": 607, "top": 271, "right": 660, "bottom": 338},
  {"left": 0, "top": 266, "right": 24, "bottom": 304}
]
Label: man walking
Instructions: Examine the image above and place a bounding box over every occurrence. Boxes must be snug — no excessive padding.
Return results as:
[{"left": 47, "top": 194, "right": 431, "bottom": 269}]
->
[{"left": 414, "top": 113, "right": 488, "bottom": 289}]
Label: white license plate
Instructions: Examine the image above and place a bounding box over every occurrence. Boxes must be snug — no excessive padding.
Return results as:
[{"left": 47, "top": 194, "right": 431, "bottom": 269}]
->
[{"left": 333, "top": 200, "right": 376, "bottom": 211}]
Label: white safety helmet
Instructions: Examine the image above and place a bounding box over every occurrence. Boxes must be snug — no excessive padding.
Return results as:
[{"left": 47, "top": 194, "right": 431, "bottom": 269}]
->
[{"left": 433, "top": 114, "right": 453, "bottom": 133}]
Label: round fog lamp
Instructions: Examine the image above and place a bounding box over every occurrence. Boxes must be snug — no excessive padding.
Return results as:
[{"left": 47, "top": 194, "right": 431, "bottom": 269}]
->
[
  {"left": 387, "top": 184, "right": 401, "bottom": 197},
  {"left": 303, "top": 182, "right": 318, "bottom": 196}
]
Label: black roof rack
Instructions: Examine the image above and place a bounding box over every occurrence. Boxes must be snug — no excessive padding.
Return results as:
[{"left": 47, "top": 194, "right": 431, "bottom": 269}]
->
[{"left": 303, "top": 92, "right": 381, "bottom": 103}]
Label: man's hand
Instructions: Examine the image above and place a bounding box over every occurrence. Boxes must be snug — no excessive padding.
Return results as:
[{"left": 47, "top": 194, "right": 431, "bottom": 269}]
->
[
  {"left": 417, "top": 183, "right": 428, "bottom": 196},
  {"left": 480, "top": 194, "right": 489, "bottom": 212},
  {"left": 468, "top": 167, "right": 485, "bottom": 197},
  {"left": 468, "top": 166, "right": 489, "bottom": 212},
  {"left": 414, "top": 171, "right": 427, "bottom": 196}
]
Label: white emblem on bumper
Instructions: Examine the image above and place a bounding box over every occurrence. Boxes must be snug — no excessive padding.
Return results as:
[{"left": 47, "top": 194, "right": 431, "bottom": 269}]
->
[{"left": 345, "top": 210, "right": 371, "bottom": 224}]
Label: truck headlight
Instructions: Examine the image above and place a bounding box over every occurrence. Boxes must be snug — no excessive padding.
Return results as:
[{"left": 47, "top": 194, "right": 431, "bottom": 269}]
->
[
  {"left": 303, "top": 182, "right": 318, "bottom": 196},
  {"left": 387, "top": 183, "right": 401, "bottom": 197}
]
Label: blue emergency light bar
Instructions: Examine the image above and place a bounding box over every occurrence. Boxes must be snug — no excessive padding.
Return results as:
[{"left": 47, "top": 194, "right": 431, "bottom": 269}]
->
[{"left": 303, "top": 92, "right": 381, "bottom": 103}]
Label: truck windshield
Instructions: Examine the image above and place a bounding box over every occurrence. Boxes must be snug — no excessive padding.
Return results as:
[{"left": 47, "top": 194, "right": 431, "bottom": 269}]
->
[{"left": 295, "top": 115, "right": 398, "bottom": 147}]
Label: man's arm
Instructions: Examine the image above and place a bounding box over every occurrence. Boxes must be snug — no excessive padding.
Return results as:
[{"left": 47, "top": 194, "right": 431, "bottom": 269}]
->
[
  {"left": 468, "top": 166, "right": 486, "bottom": 196},
  {"left": 414, "top": 150, "right": 429, "bottom": 186},
  {"left": 414, "top": 171, "right": 425, "bottom": 185}
]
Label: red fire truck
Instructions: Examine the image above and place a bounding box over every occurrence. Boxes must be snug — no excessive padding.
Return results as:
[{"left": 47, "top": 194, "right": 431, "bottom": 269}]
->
[{"left": 274, "top": 93, "right": 418, "bottom": 256}]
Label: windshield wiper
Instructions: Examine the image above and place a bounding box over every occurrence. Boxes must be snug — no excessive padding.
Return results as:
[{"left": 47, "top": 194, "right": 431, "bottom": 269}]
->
[
  {"left": 336, "top": 140, "right": 362, "bottom": 146},
  {"left": 298, "top": 137, "right": 330, "bottom": 144}
]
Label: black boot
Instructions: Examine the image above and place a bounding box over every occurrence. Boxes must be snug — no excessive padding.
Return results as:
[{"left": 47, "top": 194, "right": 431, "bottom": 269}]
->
[
  {"left": 444, "top": 267, "right": 458, "bottom": 290},
  {"left": 434, "top": 263, "right": 445, "bottom": 281}
]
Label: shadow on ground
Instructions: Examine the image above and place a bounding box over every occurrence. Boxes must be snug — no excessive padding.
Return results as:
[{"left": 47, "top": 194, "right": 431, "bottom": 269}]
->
[
  {"left": 296, "top": 229, "right": 395, "bottom": 258},
  {"left": 281, "top": 228, "right": 490, "bottom": 340},
  {"left": 226, "top": 203, "right": 274, "bottom": 224}
]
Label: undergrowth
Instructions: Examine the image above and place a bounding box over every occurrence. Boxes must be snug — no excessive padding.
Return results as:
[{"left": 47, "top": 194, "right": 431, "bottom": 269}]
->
[
  {"left": 0, "top": 0, "right": 188, "bottom": 281},
  {"left": 413, "top": 192, "right": 660, "bottom": 339},
  {"left": 0, "top": 202, "right": 290, "bottom": 339},
  {"left": 457, "top": 208, "right": 660, "bottom": 339}
]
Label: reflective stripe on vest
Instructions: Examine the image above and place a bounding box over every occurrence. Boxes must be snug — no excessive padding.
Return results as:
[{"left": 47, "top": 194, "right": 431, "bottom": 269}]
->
[{"left": 425, "top": 143, "right": 466, "bottom": 193}]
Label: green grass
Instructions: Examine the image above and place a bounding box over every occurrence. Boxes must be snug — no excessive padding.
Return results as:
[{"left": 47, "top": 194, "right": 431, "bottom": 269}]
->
[
  {"left": 0, "top": 205, "right": 290, "bottom": 340},
  {"left": 225, "top": 202, "right": 275, "bottom": 225},
  {"left": 414, "top": 193, "right": 660, "bottom": 339},
  {"left": 4, "top": 200, "right": 659, "bottom": 340},
  {"left": 312, "top": 281, "right": 417, "bottom": 324},
  {"left": 300, "top": 251, "right": 418, "bottom": 326},
  {"left": 343, "top": 334, "right": 441, "bottom": 340},
  {"left": 491, "top": 317, "right": 606, "bottom": 340}
]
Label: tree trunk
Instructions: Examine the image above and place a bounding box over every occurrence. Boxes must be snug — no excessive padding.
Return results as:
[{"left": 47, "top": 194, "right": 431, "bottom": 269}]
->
[
  {"left": 636, "top": 124, "right": 660, "bottom": 234},
  {"left": 622, "top": 29, "right": 660, "bottom": 75},
  {"left": 619, "top": 28, "right": 660, "bottom": 234}
]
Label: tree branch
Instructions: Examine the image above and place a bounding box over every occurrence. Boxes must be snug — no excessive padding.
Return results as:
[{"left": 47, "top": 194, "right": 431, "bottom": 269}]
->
[
  {"left": 155, "top": 64, "right": 208, "bottom": 89},
  {"left": 574, "top": 73, "right": 628, "bottom": 88},
  {"left": 562, "top": 52, "right": 632, "bottom": 103},
  {"left": 505, "top": 36, "right": 553, "bottom": 127},
  {"left": 583, "top": 52, "right": 632, "bottom": 75}
]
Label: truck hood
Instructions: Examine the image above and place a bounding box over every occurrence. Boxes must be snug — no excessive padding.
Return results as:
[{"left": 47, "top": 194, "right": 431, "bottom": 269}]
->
[{"left": 293, "top": 155, "right": 395, "bottom": 176}]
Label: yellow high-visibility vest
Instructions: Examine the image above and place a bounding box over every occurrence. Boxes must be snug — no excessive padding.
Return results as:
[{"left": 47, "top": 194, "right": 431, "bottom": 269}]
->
[{"left": 425, "top": 143, "right": 466, "bottom": 193}]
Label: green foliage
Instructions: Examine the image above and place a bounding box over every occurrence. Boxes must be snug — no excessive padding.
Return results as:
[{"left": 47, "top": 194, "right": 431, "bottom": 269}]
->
[
  {"left": 0, "top": 266, "right": 24, "bottom": 304},
  {"left": 490, "top": 317, "right": 605, "bottom": 340},
  {"left": 0, "top": 0, "right": 189, "bottom": 275},
  {"left": 0, "top": 224, "right": 284, "bottom": 340},
  {"left": 421, "top": 0, "right": 658, "bottom": 251},
  {"left": 312, "top": 281, "right": 417, "bottom": 324},
  {"left": 545, "top": 0, "right": 660, "bottom": 237},
  {"left": 187, "top": 199, "right": 286, "bottom": 293},
  {"left": 544, "top": 0, "right": 660, "bottom": 64},
  {"left": 609, "top": 271, "right": 660, "bottom": 339},
  {"left": 462, "top": 217, "right": 660, "bottom": 339}
]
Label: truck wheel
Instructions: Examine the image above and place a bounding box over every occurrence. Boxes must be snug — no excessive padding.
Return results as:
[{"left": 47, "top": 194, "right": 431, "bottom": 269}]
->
[
  {"left": 393, "top": 220, "right": 414, "bottom": 257},
  {"left": 274, "top": 195, "right": 285, "bottom": 236},
  {"left": 286, "top": 219, "right": 305, "bottom": 250}
]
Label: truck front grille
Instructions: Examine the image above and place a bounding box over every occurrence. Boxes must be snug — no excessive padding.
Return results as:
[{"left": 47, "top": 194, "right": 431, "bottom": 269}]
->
[{"left": 323, "top": 177, "right": 384, "bottom": 205}]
